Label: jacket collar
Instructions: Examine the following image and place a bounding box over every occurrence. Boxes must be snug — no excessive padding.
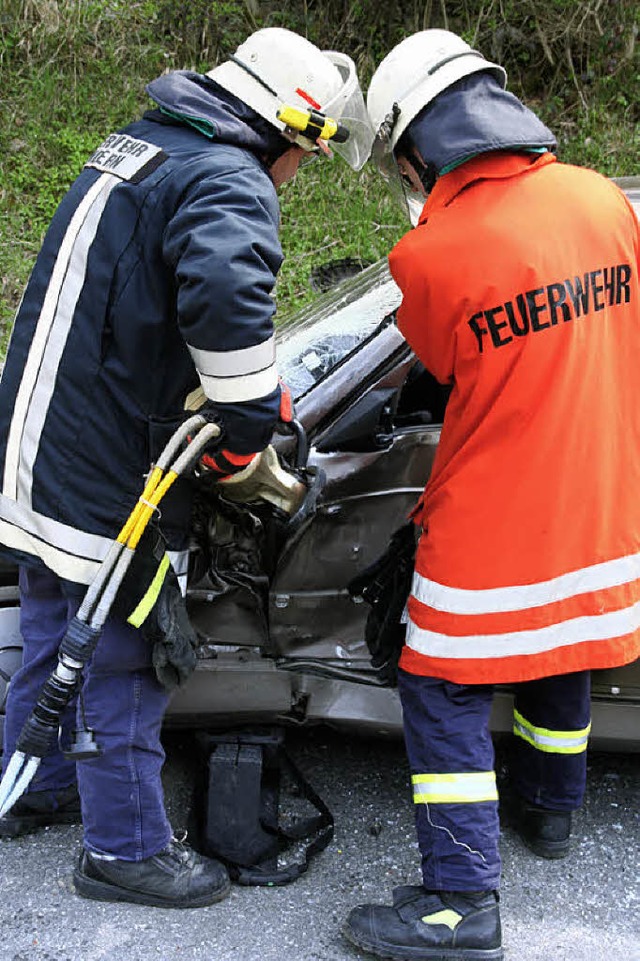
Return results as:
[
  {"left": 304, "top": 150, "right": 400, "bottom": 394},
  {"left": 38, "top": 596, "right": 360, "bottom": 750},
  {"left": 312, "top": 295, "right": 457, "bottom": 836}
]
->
[
  {"left": 418, "top": 151, "right": 557, "bottom": 224},
  {"left": 146, "top": 70, "right": 286, "bottom": 156}
]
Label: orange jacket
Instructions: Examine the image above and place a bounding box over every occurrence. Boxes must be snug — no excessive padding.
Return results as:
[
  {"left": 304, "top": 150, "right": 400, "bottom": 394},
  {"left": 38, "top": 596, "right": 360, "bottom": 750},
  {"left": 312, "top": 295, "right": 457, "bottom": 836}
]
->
[{"left": 388, "top": 152, "right": 640, "bottom": 684}]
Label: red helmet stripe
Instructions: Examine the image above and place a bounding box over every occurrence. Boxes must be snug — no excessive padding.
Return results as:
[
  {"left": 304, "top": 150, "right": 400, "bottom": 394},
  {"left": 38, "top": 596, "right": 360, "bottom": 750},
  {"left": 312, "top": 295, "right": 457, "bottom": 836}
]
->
[{"left": 296, "top": 87, "right": 322, "bottom": 110}]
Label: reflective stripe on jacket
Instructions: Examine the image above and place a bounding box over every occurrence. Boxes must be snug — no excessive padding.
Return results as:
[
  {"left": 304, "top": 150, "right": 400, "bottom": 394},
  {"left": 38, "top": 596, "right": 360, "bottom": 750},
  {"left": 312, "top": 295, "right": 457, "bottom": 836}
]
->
[
  {"left": 0, "top": 100, "right": 283, "bottom": 585},
  {"left": 389, "top": 152, "right": 640, "bottom": 683}
]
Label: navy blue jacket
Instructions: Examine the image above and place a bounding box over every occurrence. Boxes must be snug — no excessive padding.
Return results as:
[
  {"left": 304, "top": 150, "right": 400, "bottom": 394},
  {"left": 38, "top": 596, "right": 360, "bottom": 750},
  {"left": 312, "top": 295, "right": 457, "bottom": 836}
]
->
[{"left": 0, "top": 72, "right": 284, "bottom": 585}]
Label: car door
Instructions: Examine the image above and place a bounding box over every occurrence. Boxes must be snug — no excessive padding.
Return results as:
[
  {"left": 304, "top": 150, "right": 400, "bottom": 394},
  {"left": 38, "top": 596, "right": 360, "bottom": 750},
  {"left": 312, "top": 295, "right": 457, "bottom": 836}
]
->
[{"left": 269, "top": 323, "right": 448, "bottom": 666}]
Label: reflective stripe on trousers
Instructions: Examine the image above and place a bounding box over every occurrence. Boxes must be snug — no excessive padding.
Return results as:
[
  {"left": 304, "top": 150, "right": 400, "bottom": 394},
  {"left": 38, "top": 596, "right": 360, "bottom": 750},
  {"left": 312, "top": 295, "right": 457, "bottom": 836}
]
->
[
  {"left": 412, "top": 771, "right": 498, "bottom": 805},
  {"left": 398, "top": 671, "right": 501, "bottom": 891},
  {"left": 513, "top": 709, "right": 590, "bottom": 754},
  {"left": 510, "top": 671, "right": 591, "bottom": 810},
  {"left": 398, "top": 668, "right": 591, "bottom": 890}
]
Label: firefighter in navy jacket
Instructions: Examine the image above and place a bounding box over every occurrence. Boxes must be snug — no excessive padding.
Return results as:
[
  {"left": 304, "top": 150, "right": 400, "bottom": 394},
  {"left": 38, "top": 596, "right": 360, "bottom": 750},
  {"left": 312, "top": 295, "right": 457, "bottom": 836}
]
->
[
  {"left": 0, "top": 28, "right": 373, "bottom": 907},
  {"left": 342, "top": 30, "right": 640, "bottom": 961}
]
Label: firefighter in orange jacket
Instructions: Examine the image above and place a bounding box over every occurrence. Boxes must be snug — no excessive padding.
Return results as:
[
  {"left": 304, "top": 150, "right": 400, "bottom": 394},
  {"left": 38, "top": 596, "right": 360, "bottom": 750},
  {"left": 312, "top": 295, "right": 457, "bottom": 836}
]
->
[{"left": 342, "top": 30, "right": 640, "bottom": 961}]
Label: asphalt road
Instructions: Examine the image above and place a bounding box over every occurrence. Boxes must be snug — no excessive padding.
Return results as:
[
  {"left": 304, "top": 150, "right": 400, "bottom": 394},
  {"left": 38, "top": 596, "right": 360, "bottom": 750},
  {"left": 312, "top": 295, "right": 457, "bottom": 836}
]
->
[{"left": 1, "top": 729, "right": 638, "bottom": 961}]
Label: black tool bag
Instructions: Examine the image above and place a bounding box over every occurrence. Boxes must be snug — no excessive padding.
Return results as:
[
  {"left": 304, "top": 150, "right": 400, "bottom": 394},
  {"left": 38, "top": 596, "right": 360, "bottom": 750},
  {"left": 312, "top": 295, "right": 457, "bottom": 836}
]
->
[
  {"left": 348, "top": 521, "right": 418, "bottom": 686},
  {"left": 192, "top": 730, "right": 334, "bottom": 886}
]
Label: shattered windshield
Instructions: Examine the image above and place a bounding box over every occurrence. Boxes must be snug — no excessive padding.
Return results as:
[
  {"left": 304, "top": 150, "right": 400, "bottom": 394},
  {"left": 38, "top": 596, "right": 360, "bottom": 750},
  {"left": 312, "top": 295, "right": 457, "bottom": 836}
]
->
[
  {"left": 276, "top": 179, "right": 640, "bottom": 401},
  {"left": 276, "top": 260, "right": 402, "bottom": 399}
]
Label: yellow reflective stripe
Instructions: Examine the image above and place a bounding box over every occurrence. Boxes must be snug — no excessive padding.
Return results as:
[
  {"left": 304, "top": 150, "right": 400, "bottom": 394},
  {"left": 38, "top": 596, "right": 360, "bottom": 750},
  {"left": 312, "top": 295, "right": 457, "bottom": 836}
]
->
[
  {"left": 127, "top": 553, "right": 170, "bottom": 628},
  {"left": 421, "top": 909, "right": 462, "bottom": 931},
  {"left": 513, "top": 708, "right": 591, "bottom": 755},
  {"left": 412, "top": 771, "right": 498, "bottom": 804}
]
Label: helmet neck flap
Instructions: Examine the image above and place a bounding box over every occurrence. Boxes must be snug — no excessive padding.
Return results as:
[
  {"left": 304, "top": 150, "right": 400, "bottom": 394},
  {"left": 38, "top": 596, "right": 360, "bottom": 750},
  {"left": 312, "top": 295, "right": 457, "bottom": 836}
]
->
[
  {"left": 400, "top": 72, "right": 557, "bottom": 180},
  {"left": 367, "top": 30, "right": 555, "bottom": 225}
]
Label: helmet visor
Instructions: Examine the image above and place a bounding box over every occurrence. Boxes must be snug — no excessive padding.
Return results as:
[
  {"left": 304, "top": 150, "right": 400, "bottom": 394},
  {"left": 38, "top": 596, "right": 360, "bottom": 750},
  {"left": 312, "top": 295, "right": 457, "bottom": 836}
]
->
[
  {"left": 322, "top": 52, "right": 375, "bottom": 170},
  {"left": 371, "top": 126, "right": 425, "bottom": 227}
]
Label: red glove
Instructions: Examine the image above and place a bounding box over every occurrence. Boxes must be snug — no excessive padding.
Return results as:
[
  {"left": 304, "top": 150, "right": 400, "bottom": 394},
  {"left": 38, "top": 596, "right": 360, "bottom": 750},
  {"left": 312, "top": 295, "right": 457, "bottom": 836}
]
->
[
  {"left": 197, "top": 380, "right": 294, "bottom": 480},
  {"left": 278, "top": 377, "right": 294, "bottom": 424},
  {"left": 199, "top": 448, "right": 259, "bottom": 481}
]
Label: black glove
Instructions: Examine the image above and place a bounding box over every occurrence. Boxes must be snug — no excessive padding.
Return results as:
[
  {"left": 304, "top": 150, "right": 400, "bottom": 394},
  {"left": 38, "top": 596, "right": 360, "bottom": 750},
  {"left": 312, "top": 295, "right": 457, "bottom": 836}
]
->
[
  {"left": 112, "top": 523, "right": 198, "bottom": 690},
  {"left": 146, "top": 572, "right": 198, "bottom": 690},
  {"left": 348, "top": 521, "right": 418, "bottom": 686}
]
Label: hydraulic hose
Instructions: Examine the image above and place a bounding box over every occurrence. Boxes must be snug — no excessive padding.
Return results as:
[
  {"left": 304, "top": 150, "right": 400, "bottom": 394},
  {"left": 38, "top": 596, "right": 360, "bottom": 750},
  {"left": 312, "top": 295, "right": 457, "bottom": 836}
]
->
[{"left": 0, "top": 417, "right": 220, "bottom": 817}]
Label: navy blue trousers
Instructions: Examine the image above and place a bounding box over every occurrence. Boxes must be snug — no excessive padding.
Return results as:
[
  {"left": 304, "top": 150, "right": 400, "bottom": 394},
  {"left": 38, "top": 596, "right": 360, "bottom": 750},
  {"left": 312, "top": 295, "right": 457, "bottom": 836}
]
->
[
  {"left": 398, "top": 668, "right": 591, "bottom": 891},
  {"left": 2, "top": 566, "right": 172, "bottom": 860}
]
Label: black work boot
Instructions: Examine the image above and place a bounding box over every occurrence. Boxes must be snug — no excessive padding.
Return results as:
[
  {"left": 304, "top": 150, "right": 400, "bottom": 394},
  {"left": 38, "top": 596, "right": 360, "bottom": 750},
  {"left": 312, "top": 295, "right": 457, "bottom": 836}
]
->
[
  {"left": 73, "top": 837, "right": 231, "bottom": 908},
  {"left": 343, "top": 885, "right": 502, "bottom": 961},
  {"left": 517, "top": 801, "right": 572, "bottom": 859},
  {"left": 0, "top": 784, "right": 81, "bottom": 838}
]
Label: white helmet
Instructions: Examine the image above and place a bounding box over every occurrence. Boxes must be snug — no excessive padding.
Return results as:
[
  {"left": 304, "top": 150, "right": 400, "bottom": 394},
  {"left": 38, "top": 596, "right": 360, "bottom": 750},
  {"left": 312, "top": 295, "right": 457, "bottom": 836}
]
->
[
  {"left": 207, "top": 27, "right": 374, "bottom": 170},
  {"left": 367, "top": 29, "right": 506, "bottom": 151},
  {"left": 367, "top": 30, "right": 506, "bottom": 225}
]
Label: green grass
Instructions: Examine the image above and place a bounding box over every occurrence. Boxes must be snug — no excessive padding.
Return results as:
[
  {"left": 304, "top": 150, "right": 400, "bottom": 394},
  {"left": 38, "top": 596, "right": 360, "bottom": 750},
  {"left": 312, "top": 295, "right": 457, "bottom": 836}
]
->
[
  {"left": 1, "top": 0, "right": 638, "bottom": 349},
  {"left": 275, "top": 162, "right": 405, "bottom": 318},
  {"left": 0, "top": 57, "right": 406, "bottom": 342}
]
